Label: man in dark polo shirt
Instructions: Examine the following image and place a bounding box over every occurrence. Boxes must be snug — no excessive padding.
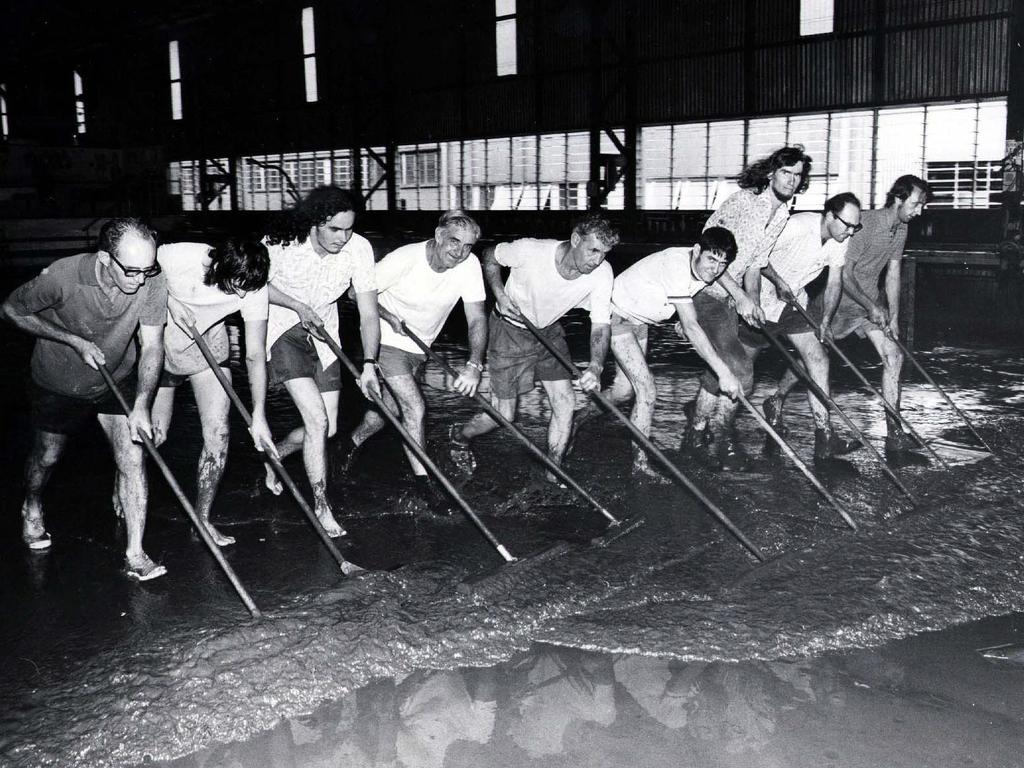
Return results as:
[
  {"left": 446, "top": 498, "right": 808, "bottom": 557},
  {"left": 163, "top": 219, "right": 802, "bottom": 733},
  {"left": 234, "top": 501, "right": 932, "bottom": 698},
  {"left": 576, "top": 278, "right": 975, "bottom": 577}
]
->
[{"left": 2, "top": 218, "right": 169, "bottom": 580}]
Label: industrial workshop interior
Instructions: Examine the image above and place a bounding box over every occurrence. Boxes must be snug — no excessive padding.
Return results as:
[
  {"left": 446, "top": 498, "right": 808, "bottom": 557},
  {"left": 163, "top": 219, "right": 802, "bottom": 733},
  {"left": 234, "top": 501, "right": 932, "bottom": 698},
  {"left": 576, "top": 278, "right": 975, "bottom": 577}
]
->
[{"left": 2, "top": 1, "right": 1024, "bottom": 766}]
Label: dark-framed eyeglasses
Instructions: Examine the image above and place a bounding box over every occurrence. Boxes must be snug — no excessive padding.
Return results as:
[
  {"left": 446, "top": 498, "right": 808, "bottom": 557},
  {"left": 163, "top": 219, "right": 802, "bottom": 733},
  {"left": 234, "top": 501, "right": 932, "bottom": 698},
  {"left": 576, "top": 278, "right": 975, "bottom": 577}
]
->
[
  {"left": 108, "top": 252, "right": 162, "bottom": 278},
  {"left": 833, "top": 213, "right": 863, "bottom": 233}
]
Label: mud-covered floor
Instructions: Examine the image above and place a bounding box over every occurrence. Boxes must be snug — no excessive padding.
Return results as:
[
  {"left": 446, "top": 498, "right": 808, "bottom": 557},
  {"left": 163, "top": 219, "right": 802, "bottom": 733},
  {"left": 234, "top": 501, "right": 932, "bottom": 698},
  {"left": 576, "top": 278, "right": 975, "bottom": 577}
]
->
[{"left": 2, "top": 307, "right": 1024, "bottom": 767}]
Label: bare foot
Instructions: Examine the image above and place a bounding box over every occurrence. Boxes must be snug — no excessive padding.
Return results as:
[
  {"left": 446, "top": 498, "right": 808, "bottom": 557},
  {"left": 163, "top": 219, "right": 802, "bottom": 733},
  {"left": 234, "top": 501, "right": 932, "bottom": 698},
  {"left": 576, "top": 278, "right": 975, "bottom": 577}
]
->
[
  {"left": 22, "top": 514, "right": 52, "bottom": 550},
  {"left": 316, "top": 509, "right": 347, "bottom": 538},
  {"left": 632, "top": 458, "right": 671, "bottom": 484},
  {"left": 340, "top": 560, "right": 365, "bottom": 575},
  {"left": 202, "top": 520, "right": 236, "bottom": 547},
  {"left": 544, "top": 470, "right": 569, "bottom": 489},
  {"left": 264, "top": 463, "right": 283, "bottom": 495}
]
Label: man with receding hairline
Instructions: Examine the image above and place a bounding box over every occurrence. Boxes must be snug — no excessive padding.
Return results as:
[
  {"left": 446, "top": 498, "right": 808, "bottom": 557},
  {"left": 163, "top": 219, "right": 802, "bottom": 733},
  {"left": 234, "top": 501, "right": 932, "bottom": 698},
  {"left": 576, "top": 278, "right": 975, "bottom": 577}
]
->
[
  {"left": 451, "top": 214, "right": 618, "bottom": 484},
  {"left": 344, "top": 210, "right": 487, "bottom": 514},
  {"left": 1, "top": 217, "right": 168, "bottom": 580}
]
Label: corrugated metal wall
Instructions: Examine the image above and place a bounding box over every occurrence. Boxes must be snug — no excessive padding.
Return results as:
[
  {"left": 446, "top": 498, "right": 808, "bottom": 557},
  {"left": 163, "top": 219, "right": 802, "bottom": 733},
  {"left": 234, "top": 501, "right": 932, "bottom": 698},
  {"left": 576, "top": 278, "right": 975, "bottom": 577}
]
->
[{"left": 1, "top": 0, "right": 1014, "bottom": 156}]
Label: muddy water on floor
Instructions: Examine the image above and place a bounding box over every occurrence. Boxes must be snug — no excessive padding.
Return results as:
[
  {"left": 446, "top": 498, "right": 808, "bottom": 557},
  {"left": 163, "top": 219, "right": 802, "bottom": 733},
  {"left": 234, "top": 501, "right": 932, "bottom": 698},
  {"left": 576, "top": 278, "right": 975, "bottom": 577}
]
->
[{"left": 2, "top": 315, "right": 1023, "bottom": 767}]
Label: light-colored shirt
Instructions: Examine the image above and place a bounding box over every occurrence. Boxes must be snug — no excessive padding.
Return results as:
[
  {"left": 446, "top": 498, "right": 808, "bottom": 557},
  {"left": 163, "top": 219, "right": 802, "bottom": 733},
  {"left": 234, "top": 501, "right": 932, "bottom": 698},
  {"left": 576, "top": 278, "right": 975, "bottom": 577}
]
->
[
  {"left": 375, "top": 241, "right": 486, "bottom": 354},
  {"left": 611, "top": 247, "right": 708, "bottom": 325},
  {"left": 703, "top": 188, "right": 791, "bottom": 301},
  {"left": 761, "top": 212, "right": 848, "bottom": 322},
  {"left": 834, "top": 208, "right": 908, "bottom": 323},
  {"left": 495, "top": 238, "right": 613, "bottom": 328},
  {"left": 158, "top": 242, "right": 269, "bottom": 373},
  {"left": 264, "top": 232, "right": 375, "bottom": 367}
]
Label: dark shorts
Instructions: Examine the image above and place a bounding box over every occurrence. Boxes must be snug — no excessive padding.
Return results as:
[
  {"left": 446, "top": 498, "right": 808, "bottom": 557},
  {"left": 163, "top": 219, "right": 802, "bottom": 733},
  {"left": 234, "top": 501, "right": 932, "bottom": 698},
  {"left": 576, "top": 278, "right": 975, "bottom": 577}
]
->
[
  {"left": 377, "top": 344, "right": 426, "bottom": 380},
  {"left": 738, "top": 302, "right": 817, "bottom": 349},
  {"left": 813, "top": 293, "right": 872, "bottom": 340},
  {"left": 30, "top": 375, "right": 136, "bottom": 435},
  {"left": 268, "top": 324, "right": 342, "bottom": 393},
  {"left": 487, "top": 312, "right": 572, "bottom": 399},
  {"left": 694, "top": 293, "right": 755, "bottom": 396}
]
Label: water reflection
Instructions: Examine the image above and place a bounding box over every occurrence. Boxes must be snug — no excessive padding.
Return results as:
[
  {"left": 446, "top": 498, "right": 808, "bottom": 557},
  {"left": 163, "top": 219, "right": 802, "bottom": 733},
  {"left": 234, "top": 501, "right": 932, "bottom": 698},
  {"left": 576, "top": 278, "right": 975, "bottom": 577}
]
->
[{"left": 166, "top": 646, "right": 852, "bottom": 767}]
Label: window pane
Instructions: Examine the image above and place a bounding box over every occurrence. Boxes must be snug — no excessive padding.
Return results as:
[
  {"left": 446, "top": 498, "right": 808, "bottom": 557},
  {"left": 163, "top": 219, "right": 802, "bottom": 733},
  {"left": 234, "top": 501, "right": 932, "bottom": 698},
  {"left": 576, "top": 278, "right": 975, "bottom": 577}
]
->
[
  {"left": 301, "top": 8, "right": 316, "bottom": 55},
  {"left": 875, "top": 106, "right": 925, "bottom": 207},
  {"left": 168, "top": 41, "right": 181, "bottom": 81},
  {"left": 170, "top": 82, "right": 182, "bottom": 120},
  {"left": 304, "top": 57, "right": 318, "bottom": 103},
  {"left": 800, "top": 0, "right": 834, "bottom": 35},
  {"left": 73, "top": 71, "right": 83, "bottom": 96},
  {"left": 828, "top": 110, "right": 874, "bottom": 205},
  {"left": 495, "top": 0, "right": 516, "bottom": 17},
  {"left": 496, "top": 19, "right": 517, "bottom": 76}
]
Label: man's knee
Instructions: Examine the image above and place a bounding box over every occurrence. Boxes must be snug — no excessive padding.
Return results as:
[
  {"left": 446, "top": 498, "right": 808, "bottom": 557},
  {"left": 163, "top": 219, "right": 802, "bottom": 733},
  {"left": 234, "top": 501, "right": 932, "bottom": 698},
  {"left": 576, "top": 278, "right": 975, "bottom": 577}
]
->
[
  {"left": 304, "top": 408, "right": 329, "bottom": 438},
  {"left": 883, "top": 346, "right": 904, "bottom": 372},
  {"left": 202, "top": 421, "right": 230, "bottom": 453},
  {"left": 33, "top": 435, "right": 65, "bottom": 469}
]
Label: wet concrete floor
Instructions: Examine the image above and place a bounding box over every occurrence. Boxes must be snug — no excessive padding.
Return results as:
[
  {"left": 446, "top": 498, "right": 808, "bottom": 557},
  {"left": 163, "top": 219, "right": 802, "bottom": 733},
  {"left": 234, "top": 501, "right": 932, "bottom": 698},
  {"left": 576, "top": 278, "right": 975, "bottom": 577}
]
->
[{"left": 2, "top": 301, "right": 1024, "bottom": 767}]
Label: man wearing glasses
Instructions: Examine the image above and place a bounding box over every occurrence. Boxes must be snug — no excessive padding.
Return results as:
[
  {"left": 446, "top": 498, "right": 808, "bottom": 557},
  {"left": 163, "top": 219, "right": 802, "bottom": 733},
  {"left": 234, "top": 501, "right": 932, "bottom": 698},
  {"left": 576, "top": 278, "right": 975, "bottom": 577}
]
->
[
  {"left": 1, "top": 218, "right": 169, "bottom": 580},
  {"left": 744, "top": 192, "right": 864, "bottom": 462},
  {"left": 765, "top": 176, "right": 930, "bottom": 459}
]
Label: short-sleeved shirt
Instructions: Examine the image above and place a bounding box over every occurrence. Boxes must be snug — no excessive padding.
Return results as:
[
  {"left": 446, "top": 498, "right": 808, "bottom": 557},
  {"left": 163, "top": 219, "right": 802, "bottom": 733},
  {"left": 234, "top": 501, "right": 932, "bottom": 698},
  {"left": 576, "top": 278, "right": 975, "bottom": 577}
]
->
[
  {"left": 5, "top": 252, "right": 168, "bottom": 399},
  {"left": 375, "top": 241, "right": 486, "bottom": 354},
  {"left": 495, "top": 238, "right": 613, "bottom": 328},
  {"left": 833, "top": 208, "right": 908, "bottom": 324},
  {"left": 611, "top": 247, "right": 708, "bottom": 325},
  {"left": 264, "top": 232, "right": 375, "bottom": 369},
  {"left": 158, "top": 242, "right": 269, "bottom": 373},
  {"left": 761, "top": 212, "right": 848, "bottom": 323},
  {"left": 703, "top": 188, "right": 791, "bottom": 301}
]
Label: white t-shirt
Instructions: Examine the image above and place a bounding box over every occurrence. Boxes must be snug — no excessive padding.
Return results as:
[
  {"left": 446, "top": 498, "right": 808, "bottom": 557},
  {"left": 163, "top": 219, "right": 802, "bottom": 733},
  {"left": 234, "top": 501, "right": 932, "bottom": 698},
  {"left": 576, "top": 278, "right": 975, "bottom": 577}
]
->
[
  {"left": 495, "top": 238, "right": 613, "bottom": 328},
  {"left": 264, "top": 232, "right": 376, "bottom": 367},
  {"left": 375, "top": 241, "right": 486, "bottom": 354},
  {"left": 158, "top": 242, "right": 269, "bottom": 369},
  {"left": 611, "top": 247, "right": 708, "bottom": 325},
  {"left": 761, "top": 212, "right": 848, "bottom": 322}
]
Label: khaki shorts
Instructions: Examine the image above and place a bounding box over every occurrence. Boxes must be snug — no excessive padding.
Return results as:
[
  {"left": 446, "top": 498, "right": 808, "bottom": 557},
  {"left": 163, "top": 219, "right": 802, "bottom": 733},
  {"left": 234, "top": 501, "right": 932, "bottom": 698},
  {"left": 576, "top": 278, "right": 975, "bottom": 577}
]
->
[
  {"left": 377, "top": 344, "right": 426, "bottom": 379},
  {"left": 486, "top": 312, "right": 571, "bottom": 399}
]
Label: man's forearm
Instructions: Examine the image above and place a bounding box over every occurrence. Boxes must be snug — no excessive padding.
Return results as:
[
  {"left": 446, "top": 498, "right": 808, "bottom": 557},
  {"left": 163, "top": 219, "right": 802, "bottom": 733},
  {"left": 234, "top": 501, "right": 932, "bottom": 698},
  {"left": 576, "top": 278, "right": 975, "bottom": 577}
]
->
[
  {"left": 134, "top": 340, "right": 164, "bottom": 410},
  {"left": 885, "top": 259, "right": 902, "bottom": 322},
  {"left": 2, "top": 307, "right": 86, "bottom": 350},
  {"left": 482, "top": 247, "right": 508, "bottom": 304},
  {"left": 268, "top": 283, "right": 306, "bottom": 313},
  {"left": 588, "top": 323, "right": 610, "bottom": 370},
  {"left": 822, "top": 274, "right": 842, "bottom": 326},
  {"left": 467, "top": 316, "right": 487, "bottom": 366}
]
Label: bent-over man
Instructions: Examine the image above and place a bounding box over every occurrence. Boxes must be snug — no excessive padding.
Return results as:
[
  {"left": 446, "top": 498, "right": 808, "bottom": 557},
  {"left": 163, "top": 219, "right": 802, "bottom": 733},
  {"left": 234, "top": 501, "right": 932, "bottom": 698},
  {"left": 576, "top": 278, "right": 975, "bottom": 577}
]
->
[
  {"left": 2, "top": 218, "right": 168, "bottom": 580},
  {"left": 746, "top": 193, "right": 864, "bottom": 461},
  {"left": 345, "top": 211, "right": 487, "bottom": 513},
  {"left": 150, "top": 238, "right": 277, "bottom": 546},
  {"left": 452, "top": 214, "right": 619, "bottom": 482},
  {"left": 604, "top": 227, "right": 747, "bottom": 479}
]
